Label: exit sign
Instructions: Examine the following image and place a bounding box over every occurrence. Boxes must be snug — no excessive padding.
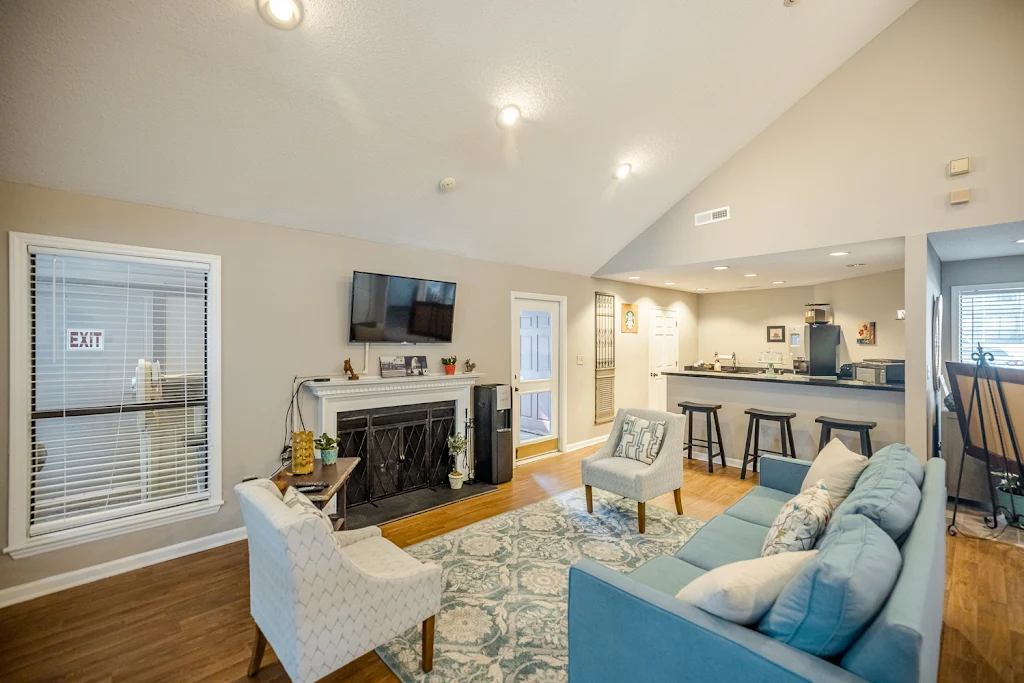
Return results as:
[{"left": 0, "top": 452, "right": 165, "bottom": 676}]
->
[{"left": 68, "top": 330, "right": 105, "bottom": 351}]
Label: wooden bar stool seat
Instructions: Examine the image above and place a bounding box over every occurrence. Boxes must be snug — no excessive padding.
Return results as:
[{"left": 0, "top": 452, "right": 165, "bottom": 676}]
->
[
  {"left": 678, "top": 401, "right": 727, "bottom": 473},
  {"left": 741, "top": 408, "right": 797, "bottom": 480},
  {"left": 815, "top": 416, "right": 877, "bottom": 456}
]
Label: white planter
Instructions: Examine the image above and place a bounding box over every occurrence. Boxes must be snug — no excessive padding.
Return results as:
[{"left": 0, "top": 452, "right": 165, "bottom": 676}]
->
[{"left": 449, "top": 473, "right": 464, "bottom": 490}]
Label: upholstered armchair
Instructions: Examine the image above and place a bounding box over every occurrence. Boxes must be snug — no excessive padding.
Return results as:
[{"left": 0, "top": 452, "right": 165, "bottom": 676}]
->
[
  {"left": 234, "top": 479, "right": 441, "bottom": 683},
  {"left": 581, "top": 408, "right": 686, "bottom": 532}
]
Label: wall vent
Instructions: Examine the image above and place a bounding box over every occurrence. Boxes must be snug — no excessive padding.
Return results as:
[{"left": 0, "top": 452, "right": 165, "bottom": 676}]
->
[{"left": 695, "top": 206, "right": 730, "bottom": 226}]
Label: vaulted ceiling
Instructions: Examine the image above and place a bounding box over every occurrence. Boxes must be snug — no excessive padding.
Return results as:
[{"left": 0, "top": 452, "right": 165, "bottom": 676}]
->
[{"left": 1, "top": 0, "right": 917, "bottom": 275}]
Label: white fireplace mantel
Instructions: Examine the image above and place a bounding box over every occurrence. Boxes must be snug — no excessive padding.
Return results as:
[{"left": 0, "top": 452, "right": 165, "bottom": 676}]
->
[{"left": 305, "top": 373, "right": 484, "bottom": 450}]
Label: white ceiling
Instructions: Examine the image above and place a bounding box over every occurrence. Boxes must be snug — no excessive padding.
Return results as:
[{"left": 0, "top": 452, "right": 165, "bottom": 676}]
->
[
  {"left": 929, "top": 221, "right": 1024, "bottom": 262},
  {"left": 0, "top": 0, "right": 917, "bottom": 275},
  {"left": 604, "top": 237, "right": 907, "bottom": 293}
]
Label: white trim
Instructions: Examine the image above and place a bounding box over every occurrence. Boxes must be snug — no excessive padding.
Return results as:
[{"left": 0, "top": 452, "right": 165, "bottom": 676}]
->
[
  {"left": 563, "top": 434, "right": 610, "bottom": 453},
  {"left": 6, "top": 232, "right": 224, "bottom": 559},
  {"left": 0, "top": 526, "right": 246, "bottom": 608},
  {"left": 950, "top": 281, "right": 1024, "bottom": 363},
  {"left": 510, "top": 292, "right": 569, "bottom": 455},
  {"left": 686, "top": 449, "right": 746, "bottom": 469}
]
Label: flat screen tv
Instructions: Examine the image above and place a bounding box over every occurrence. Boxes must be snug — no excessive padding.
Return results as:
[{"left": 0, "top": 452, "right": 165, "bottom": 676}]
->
[{"left": 349, "top": 271, "right": 457, "bottom": 344}]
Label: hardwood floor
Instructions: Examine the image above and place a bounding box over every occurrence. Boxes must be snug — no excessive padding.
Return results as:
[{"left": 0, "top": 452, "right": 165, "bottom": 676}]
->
[{"left": 0, "top": 447, "right": 1020, "bottom": 682}]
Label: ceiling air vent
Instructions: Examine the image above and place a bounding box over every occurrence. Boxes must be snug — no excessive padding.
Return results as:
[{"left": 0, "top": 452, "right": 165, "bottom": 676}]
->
[{"left": 695, "top": 206, "right": 730, "bottom": 227}]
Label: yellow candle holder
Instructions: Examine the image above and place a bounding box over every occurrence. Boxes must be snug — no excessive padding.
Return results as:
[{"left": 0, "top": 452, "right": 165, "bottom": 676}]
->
[{"left": 291, "top": 430, "right": 315, "bottom": 475}]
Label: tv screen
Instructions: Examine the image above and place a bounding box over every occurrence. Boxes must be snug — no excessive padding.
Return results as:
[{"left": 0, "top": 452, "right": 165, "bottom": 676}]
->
[{"left": 349, "top": 271, "right": 457, "bottom": 344}]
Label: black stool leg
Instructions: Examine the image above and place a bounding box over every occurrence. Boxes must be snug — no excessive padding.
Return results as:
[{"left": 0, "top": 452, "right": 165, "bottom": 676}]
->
[
  {"left": 786, "top": 420, "right": 797, "bottom": 460},
  {"left": 706, "top": 411, "right": 714, "bottom": 473},
  {"left": 780, "top": 420, "right": 789, "bottom": 458},
  {"left": 862, "top": 429, "right": 873, "bottom": 457},
  {"left": 714, "top": 411, "right": 726, "bottom": 468},
  {"left": 818, "top": 425, "right": 829, "bottom": 453},
  {"left": 752, "top": 418, "right": 761, "bottom": 474},
  {"left": 741, "top": 417, "right": 754, "bottom": 480},
  {"left": 686, "top": 413, "right": 694, "bottom": 460}
]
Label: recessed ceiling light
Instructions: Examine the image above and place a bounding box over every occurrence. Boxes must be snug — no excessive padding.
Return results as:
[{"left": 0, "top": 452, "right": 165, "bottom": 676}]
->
[
  {"left": 829, "top": 251, "right": 850, "bottom": 257},
  {"left": 613, "top": 163, "right": 632, "bottom": 180},
  {"left": 744, "top": 273, "right": 757, "bottom": 277},
  {"left": 497, "top": 105, "right": 521, "bottom": 128},
  {"left": 713, "top": 266, "right": 729, "bottom": 271},
  {"left": 258, "top": 0, "right": 303, "bottom": 29},
  {"left": 846, "top": 263, "right": 866, "bottom": 268},
  {"left": 1017, "top": 239, "right": 1024, "bottom": 244},
  {"left": 628, "top": 276, "right": 640, "bottom": 280},
  {"left": 772, "top": 280, "right": 786, "bottom": 284},
  {"left": 696, "top": 288, "right": 707, "bottom": 291},
  {"left": 664, "top": 282, "right": 675, "bottom": 286}
]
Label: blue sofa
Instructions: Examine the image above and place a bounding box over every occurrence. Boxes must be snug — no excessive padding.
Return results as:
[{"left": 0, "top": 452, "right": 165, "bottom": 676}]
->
[{"left": 568, "top": 451, "right": 946, "bottom": 683}]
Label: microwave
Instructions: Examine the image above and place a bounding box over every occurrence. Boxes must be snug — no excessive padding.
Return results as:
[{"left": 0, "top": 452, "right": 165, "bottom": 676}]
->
[{"left": 853, "top": 360, "right": 905, "bottom": 385}]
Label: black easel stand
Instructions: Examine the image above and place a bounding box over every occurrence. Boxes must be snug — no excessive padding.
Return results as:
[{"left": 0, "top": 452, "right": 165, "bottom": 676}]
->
[{"left": 948, "top": 345, "right": 1024, "bottom": 536}]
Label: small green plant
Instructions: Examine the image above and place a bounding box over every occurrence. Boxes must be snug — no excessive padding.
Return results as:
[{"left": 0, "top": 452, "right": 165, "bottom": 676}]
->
[
  {"left": 993, "top": 471, "right": 1023, "bottom": 496},
  {"left": 447, "top": 433, "right": 467, "bottom": 475},
  {"left": 314, "top": 432, "right": 339, "bottom": 451},
  {"left": 441, "top": 356, "right": 457, "bottom": 367}
]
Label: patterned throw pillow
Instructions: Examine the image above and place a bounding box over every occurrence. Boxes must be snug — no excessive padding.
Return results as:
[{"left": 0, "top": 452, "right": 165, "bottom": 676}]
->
[
  {"left": 613, "top": 414, "right": 667, "bottom": 465},
  {"left": 283, "top": 486, "right": 335, "bottom": 533},
  {"left": 761, "top": 480, "right": 833, "bottom": 557}
]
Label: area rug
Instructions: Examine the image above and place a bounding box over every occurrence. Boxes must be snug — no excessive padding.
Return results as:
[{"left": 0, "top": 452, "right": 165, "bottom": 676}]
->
[{"left": 376, "top": 486, "right": 704, "bottom": 682}]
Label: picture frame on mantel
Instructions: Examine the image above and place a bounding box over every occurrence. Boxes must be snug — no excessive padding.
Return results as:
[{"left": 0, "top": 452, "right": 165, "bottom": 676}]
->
[
  {"left": 767, "top": 325, "right": 786, "bottom": 342},
  {"left": 380, "top": 357, "right": 406, "bottom": 378}
]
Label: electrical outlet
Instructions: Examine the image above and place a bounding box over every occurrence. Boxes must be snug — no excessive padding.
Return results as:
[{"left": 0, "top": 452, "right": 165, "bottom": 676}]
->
[{"left": 576, "top": 354, "right": 584, "bottom": 365}]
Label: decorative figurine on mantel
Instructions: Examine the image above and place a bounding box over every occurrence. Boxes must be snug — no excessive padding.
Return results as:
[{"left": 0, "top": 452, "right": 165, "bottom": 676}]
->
[
  {"left": 463, "top": 358, "right": 476, "bottom": 373},
  {"left": 343, "top": 358, "right": 359, "bottom": 380}
]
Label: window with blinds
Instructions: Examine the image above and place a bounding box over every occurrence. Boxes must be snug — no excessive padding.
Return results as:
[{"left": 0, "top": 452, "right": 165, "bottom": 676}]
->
[
  {"left": 6, "top": 233, "right": 221, "bottom": 557},
  {"left": 955, "top": 284, "right": 1024, "bottom": 367}
]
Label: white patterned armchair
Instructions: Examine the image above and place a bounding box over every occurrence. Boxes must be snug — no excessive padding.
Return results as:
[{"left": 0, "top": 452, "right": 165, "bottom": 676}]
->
[
  {"left": 581, "top": 408, "right": 687, "bottom": 533},
  {"left": 234, "top": 479, "right": 441, "bottom": 682}
]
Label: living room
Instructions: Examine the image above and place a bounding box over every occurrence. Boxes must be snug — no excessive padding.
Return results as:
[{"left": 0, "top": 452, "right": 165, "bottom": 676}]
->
[{"left": 1, "top": 0, "right": 1023, "bottom": 682}]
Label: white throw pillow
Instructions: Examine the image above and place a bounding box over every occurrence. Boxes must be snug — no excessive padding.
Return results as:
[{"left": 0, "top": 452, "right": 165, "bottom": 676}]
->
[
  {"left": 677, "top": 550, "right": 819, "bottom": 624},
  {"left": 613, "top": 414, "right": 667, "bottom": 465},
  {"left": 802, "top": 438, "right": 868, "bottom": 506},
  {"left": 283, "top": 486, "right": 335, "bottom": 532},
  {"left": 762, "top": 480, "right": 833, "bottom": 557}
]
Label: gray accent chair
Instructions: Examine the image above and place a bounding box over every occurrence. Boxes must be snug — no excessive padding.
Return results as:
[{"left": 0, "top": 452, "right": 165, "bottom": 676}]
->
[{"left": 581, "top": 408, "right": 687, "bottom": 532}]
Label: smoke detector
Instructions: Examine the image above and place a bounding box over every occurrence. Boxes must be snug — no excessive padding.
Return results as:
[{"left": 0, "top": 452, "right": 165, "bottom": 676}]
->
[
  {"left": 784, "top": 0, "right": 798, "bottom": 6},
  {"left": 438, "top": 177, "right": 458, "bottom": 193},
  {"left": 695, "top": 206, "right": 730, "bottom": 226}
]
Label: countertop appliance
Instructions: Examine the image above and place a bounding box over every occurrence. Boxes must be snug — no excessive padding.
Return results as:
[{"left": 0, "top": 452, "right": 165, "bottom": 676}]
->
[
  {"left": 808, "top": 324, "right": 840, "bottom": 377},
  {"left": 792, "top": 357, "right": 809, "bottom": 375},
  {"left": 474, "top": 384, "right": 513, "bottom": 485},
  {"left": 854, "top": 359, "right": 905, "bottom": 385}
]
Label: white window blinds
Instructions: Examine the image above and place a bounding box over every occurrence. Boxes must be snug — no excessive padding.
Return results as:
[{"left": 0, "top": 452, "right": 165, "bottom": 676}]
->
[
  {"left": 29, "top": 249, "right": 211, "bottom": 537},
  {"left": 956, "top": 284, "right": 1024, "bottom": 367}
]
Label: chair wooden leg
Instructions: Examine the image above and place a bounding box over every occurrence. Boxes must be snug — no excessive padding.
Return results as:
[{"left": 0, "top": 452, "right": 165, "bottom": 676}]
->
[
  {"left": 247, "top": 624, "right": 267, "bottom": 677},
  {"left": 421, "top": 615, "right": 435, "bottom": 673},
  {"left": 673, "top": 488, "right": 683, "bottom": 515},
  {"left": 638, "top": 502, "right": 646, "bottom": 533},
  {"left": 585, "top": 485, "right": 593, "bottom": 514}
]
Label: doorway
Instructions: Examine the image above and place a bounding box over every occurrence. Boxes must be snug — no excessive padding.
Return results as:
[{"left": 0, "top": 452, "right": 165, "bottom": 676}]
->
[
  {"left": 511, "top": 293, "right": 567, "bottom": 460},
  {"left": 648, "top": 308, "right": 679, "bottom": 411}
]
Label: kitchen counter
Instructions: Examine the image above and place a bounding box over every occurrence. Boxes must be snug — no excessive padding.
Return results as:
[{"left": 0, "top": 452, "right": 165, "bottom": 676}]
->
[{"left": 667, "top": 368, "right": 904, "bottom": 393}]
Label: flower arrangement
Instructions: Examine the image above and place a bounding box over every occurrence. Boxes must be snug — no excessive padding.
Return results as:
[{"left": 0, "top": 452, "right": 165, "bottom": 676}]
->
[
  {"left": 441, "top": 356, "right": 458, "bottom": 375},
  {"left": 447, "top": 432, "right": 467, "bottom": 489}
]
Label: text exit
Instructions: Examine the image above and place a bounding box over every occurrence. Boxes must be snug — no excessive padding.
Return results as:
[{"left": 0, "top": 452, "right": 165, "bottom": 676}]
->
[{"left": 68, "top": 330, "right": 105, "bottom": 351}]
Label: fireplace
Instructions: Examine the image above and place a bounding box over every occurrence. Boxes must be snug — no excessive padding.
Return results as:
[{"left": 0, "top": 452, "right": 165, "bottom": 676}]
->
[{"left": 338, "top": 400, "right": 457, "bottom": 508}]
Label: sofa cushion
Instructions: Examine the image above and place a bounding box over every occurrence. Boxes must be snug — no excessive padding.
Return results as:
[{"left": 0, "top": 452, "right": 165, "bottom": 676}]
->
[
  {"left": 835, "top": 444, "right": 922, "bottom": 542},
  {"left": 674, "top": 514, "right": 767, "bottom": 571},
  {"left": 613, "top": 414, "right": 667, "bottom": 465},
  {"left": 628, "top": 555, "right": 707, "bottom": 596},
  {"left": 761, "top": 480, "right": 834, "bottom": 557},
  {"left": 723, "top": 486, "right": 792, "bottom": 527},
  {"left": 802, "top": 438, "right": 868, "bottom": 506},
  {"left": 759, "top": 514, "right": 902, "bottom": 657},
  {"left": 676, "top": 550, "right": 818, "bottom": 625}
]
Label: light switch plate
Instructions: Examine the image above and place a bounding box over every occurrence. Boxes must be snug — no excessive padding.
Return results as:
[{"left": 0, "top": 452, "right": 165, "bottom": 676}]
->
[
  {"left": 576, "top": 354, "right": 584, "bottom": 365},
  {"left": 949, "top": 157, "right": 970, "bottom": 176},
  {"left": 950, "top": 188, "right": 971, "bottom": 205}
]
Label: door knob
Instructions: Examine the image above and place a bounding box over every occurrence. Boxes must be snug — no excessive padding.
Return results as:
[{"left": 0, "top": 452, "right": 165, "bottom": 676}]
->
[{"left": 514, "top": 387, "right": 519, "bottom": 392}]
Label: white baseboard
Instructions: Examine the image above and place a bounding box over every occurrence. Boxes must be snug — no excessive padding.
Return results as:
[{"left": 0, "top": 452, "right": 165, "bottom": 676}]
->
[
  {"left": 563, "top": 434, "right": 609, "bottom": 453},
  {"left": 0, "top": 526, "right": 247, "bottom": 609},
  {"left": 687, "top": 448, "right": 745, "bottom": 469}
]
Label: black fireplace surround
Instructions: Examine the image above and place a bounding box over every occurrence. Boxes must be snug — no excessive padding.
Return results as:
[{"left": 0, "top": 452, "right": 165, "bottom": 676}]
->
[{"left": 337, "top": 400, "right": 456, "bottom": 508}]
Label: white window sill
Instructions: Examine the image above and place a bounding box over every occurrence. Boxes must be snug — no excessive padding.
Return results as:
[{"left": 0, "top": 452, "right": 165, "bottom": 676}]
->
[{"left": 3, "top": 499, "right": 224, "bottom": 559}]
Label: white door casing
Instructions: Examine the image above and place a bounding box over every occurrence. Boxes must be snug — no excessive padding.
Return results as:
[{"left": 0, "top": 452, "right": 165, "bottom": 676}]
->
[
  {"left": 648, "top": 308, "right": 679, "bottom": 411},
  {"left": 510, "top": 293, "right": 567, "bottom": 457}
]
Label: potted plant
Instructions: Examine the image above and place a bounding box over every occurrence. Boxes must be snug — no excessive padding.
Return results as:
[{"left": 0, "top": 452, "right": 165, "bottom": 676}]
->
[
  {"left": 992, "top": 470, "right": 1024, "bottom": 527},
  {"left": 447, "top": 433, "right": 467, "bottom": 489},
  {"left": 314, "top": 432, "right": 340, "bottom": 465},
  {"left": 441, "top": 356, "right": 457, "bottom": 375}
]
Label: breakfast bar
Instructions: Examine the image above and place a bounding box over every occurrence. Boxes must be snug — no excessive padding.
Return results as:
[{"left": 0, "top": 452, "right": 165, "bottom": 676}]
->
[{"left": 665, "top": 369, "right": 905, "bottom": 465}]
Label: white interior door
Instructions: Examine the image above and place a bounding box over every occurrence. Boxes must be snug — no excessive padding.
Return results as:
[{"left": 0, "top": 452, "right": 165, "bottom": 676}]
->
[
  {"left": 513, "top": 297, "right": 561, "bottom": 459},
  {"left": 648, "top": 308, "right": 679, "bottom": 411}
]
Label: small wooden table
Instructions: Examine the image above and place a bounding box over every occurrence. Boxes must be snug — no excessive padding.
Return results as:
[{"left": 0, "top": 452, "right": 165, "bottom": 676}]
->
[{"left": 272, "top": 457, "right": 360, "bottom": 530}]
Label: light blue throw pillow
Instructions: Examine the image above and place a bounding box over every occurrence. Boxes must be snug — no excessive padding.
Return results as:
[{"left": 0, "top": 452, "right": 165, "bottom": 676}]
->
[
  {"left": 759, "top": 514, "right": 901, "bottom": 657},
  {"left": 835, "top": 444, "right": 922, "bottom": 542}
]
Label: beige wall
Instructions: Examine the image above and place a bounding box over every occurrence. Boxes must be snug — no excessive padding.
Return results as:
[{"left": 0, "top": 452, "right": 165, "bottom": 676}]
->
[
  {"left": 0, "top": 182, "right": 698, "bottom": 590},
  {"left": 598, "top": 0, "right": 1024, "bottom": 276},
  {"left": 695, "top": 270, "right": 906, "bottom": 368}
]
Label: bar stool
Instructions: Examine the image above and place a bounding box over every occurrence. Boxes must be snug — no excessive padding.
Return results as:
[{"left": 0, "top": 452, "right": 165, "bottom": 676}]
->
[
  {"left": 815, "top": 416, "right": 877, "bottom": 456},
  {"left": 742, "top": 408, "right": 797, "bottom": 480},
  {"left": 678, "top": 401, "right": 727, "bottom": 473}
]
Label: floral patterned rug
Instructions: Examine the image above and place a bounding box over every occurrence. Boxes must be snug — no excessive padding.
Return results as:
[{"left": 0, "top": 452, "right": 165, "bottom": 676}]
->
[{"left": 376, "top": 486, "right": 704, "bottom": 682}]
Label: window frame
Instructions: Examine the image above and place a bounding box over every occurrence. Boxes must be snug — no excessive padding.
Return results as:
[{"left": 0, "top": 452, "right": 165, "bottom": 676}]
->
[
  {"left": 951, "top": 281, "right": 1024, "bottom": 364},
  {"left": 6, "top": 232, "right": 223, "bottom": 559}
]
